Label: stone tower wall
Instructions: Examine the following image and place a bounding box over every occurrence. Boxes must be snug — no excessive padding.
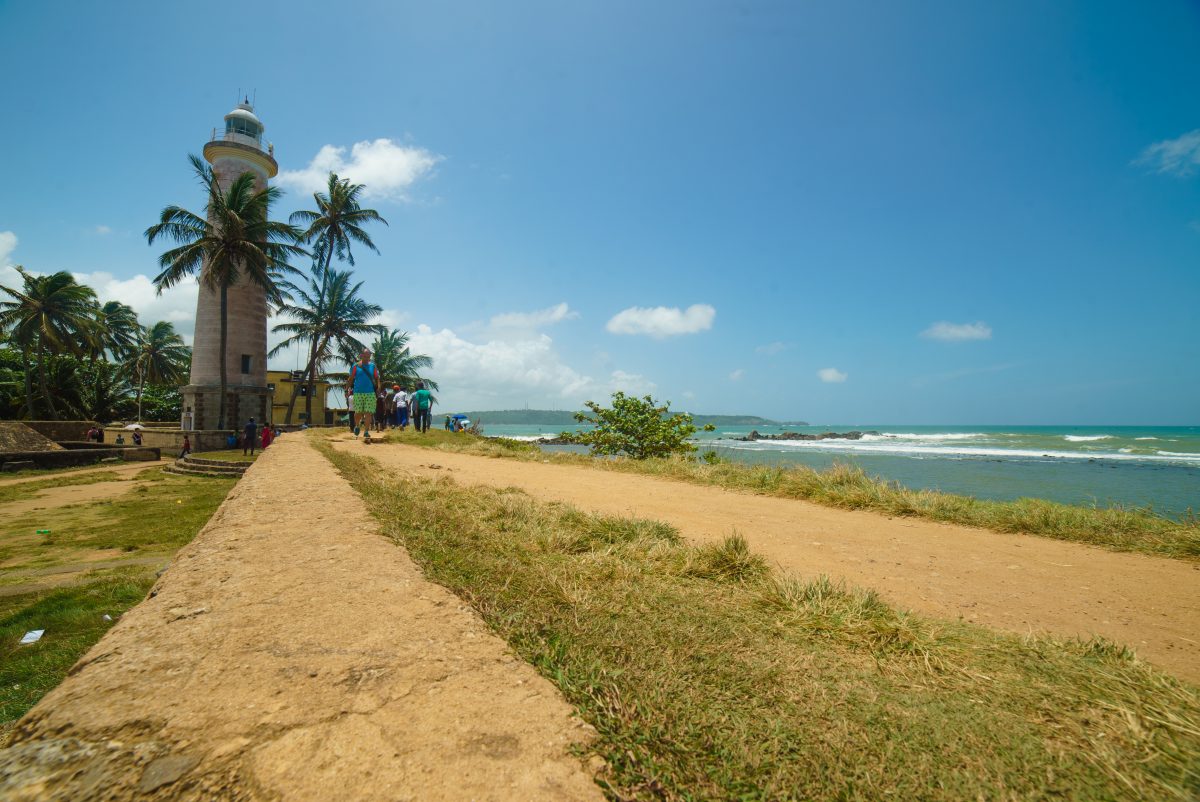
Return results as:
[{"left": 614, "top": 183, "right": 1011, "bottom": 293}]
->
[{"left": 187, "top": 156, "right": 270, "bottom": 391}]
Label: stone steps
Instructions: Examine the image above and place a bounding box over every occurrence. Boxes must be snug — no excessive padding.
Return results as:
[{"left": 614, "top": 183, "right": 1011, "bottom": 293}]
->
[
  {"left": 186, "top": 456, "right": 251, "bottom": 469},
  {"left": 163, "top": 456, "right": 251, "bottom": 478}
]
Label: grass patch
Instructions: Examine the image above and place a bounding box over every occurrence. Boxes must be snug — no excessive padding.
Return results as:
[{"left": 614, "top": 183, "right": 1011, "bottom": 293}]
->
[
  {"left": 321, "top": 440, "right": 1200, "bottom": 801},
  {"left": 0, "top": 467, "right": 161, "bottom": 507},
  {"left": 377, "top": 428, "right": 1200, "bottom": 560},
  {"left": 0, "top": 473, "right": 235, "bottom": 568},
  {"left": 191, "top": 449, "right": 259, "bottom": 463},
  {"left": 0, "top": 472, "right": 235, "bottom": 735},
  {"left": 0, "top": 569, "right": 155, "bottom": 735}
]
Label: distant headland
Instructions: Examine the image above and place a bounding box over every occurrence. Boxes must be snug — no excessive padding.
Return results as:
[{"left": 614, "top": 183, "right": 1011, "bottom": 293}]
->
[{"left": 455, "top": 409, "right": 806, "bottom": 427}]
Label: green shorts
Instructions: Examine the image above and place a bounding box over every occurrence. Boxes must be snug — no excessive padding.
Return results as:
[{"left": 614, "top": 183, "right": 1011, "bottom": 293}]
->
[{"left": 353, "top": 392, "right": 376, "bottom": 413}]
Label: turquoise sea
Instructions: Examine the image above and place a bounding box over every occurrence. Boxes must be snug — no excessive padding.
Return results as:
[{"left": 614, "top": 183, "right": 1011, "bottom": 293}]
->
[{"left": 479, "top": 423, "right": 1200, "bottom": 519}]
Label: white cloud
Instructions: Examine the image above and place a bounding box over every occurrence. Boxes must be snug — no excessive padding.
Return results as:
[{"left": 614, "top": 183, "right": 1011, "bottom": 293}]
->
[
  {"left": 920, "top": 321, "right": 993, "bottom": 342},
  {"left": 605, "top": 304, "right": 715, "bottom": 338},
  {"left": 608, "top": 370, "right": 656, "bottom": 396},
  {"left": 0, "top": 231, "right": 16, "bottom": 266},
  {"left": 373, "top": 308, "right": 409, "bottom": 330},
  {"left": 818, "top": 367, "right": 847, "bottom": 383},
  {"left": 72, "top": 271, "right": 200, "bottom": 338},
  {"left": 277, "top": 138, "right": 442, "bottom": 201},
  {"left": 405, "top": 324, "right": 654, "bottom": 409},
  {"left": 1136, "top": 130, "right": 1200, "bottom": 177},
  {"left": 729, "top": 368, "right": 745, "bottom": 381},
  {"left": 755, "top": 341, "right": 789, "bottom": 355},
  {"left": 94, "top": 225, "right": 112, "bottom": 235},
  {"left": 490, "top": 302, "right": 578, "bottom": 330}
]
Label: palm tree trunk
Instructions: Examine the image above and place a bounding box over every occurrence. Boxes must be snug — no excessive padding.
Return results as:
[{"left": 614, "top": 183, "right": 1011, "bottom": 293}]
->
[
  {"left": 285, "top": 335, "right": 320, "bottom": 424},
  {"left": 136, "top": 368, "right": 145, "bottom": 422},
  {"left": 304, "top": 338, "right": 322, "bottom": 425},
  {"left": 36, "top": 339, "right": 58, "bottom": 420},
  {"left": 218, "top": 283, "right": 229, "bottom": 431},
  {"left": 21, "top": 346, "right": 35, "bottom": 419},
  {"left": 303, "top": 246, "right": 337, "bottom": 426}
]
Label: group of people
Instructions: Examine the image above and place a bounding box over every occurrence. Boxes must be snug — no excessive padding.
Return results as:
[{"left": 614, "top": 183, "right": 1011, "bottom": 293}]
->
[
  {"left": 239, "top": 417, "right": 282, "bottom": 456},
  {"left": 346, "top": 348, "right": 433, "bottom": 440},
  {"left": 113, "top": 429, "right": 143, "bottom": 446}
]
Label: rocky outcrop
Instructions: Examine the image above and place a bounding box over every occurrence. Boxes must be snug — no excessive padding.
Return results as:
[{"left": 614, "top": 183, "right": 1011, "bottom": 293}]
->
[{"left": 737, "top": 430, "right": 880, "bottom": 442}]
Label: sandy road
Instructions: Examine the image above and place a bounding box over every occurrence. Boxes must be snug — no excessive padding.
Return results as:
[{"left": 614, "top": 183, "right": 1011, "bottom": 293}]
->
[
  {"left": 0, "top": 434, "right": 602, "bottom": 800},
  {"left": 345, "top": 441, "right": 1200, "bottom": 683}
]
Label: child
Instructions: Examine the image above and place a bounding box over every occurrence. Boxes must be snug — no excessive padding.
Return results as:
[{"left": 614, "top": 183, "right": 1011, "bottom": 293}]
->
[{"left": 180, "top": 435, "right": 191, "bottom": 459}]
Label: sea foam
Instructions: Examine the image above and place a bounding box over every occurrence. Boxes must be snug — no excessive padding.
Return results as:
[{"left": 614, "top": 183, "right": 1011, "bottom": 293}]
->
[{"left": 1063, "top": 435, "right": 1112, "bottom": 442}]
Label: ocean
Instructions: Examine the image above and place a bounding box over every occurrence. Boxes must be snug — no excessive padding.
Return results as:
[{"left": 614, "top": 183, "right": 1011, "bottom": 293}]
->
[{"left": 477, "top": 423, "right": 1200, "bottom": 518}]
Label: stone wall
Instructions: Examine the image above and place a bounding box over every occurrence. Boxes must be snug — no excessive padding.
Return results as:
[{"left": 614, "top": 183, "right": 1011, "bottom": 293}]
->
[
  {"left": 102, "top": 427, "right": 235, "bottom": 454},
  {"left": 22, "top": 421, "right": 99, "bottom": 442},
  {"left": 0, "top": 446, "right": 160, "bottom": 472}
]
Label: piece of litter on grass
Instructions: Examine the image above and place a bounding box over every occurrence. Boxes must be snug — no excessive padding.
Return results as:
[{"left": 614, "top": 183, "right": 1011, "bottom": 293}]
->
[
  {"left": 102, "top": 614, "right": 113, "bottom": 622},
  {"left": 20, "top": 630, "right": 44, "bottom": 645}
]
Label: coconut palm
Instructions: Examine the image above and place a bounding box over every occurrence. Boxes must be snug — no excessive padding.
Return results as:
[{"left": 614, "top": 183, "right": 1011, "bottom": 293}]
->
[
  {"left": 0, "top": 268, "right": 98, "bottom": 419},
  {"left": 127, "top": 321, "right": 190, "bottom": 421},
  {"left": 370, "top": 328, "right": 437, "bottom": 391},
  {"left": 145, "top": 154, "right": 306, "bottom": 429},
  {"left": 92, "top": 300, "right": 141, "bottom": 362},
  {"left": 270, "top": 266, "right": 382, "bottom": 424},
  {"left": 290, "top": 173, "right": 388, "bottom": 277}
]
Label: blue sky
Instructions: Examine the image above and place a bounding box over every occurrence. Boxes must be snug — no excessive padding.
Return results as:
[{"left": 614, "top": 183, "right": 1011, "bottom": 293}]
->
[{"left": 1, "top": 0, "right": 1197, "bottom": 423}]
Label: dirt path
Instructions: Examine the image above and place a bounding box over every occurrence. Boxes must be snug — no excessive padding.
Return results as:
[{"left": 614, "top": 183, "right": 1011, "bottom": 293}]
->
[
  {"left": 0, "top": 459, "right": 161, "bottom": 488},
  {"left": 0, "top": 435, "right": 602, "bottom": 800},
  {"left": 346, "top": 442, "right": 1200, "bottom": 683}
]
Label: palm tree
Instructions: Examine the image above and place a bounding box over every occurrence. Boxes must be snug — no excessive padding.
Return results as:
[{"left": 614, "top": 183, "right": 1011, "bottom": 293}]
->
[
  {"left": 0, "top": 268, "right": 98, "bottom": 419},
  {"left": 270, "top": 266, "right": 382, "bottom": 424},
  {"left": 145, "top": 154, "right": 305, "bottom": 429},
  {"left": 371, "top": 328, "right": 437, "bottom": 391},
  {"left": 290, "top": 173, "right": 388, "bottom": 279},
  {"left": 92, "top": 300, "right": 141, "bottom": 362},
  {"left": 127, "top": 321, "right": 190, "bottom": 421}
]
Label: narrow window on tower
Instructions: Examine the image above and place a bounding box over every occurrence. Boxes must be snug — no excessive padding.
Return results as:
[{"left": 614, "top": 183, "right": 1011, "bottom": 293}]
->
[{"left": 241, "top": 355, "right": 251, "bottom": 374}]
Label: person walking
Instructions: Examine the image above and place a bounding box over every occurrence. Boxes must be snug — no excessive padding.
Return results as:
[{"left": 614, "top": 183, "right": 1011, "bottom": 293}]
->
[
  {"left": 261, "top": 425, "right": 273, "bottom": 449},
  {"left": 243, "top": 417, "right": 258, "bottom": 456},
  {"left": 395, "top": 385, "right": 409, "bottom": 430},
  {"left": 179, "top": 434, "right": 191, "bottom": 459},
  {"left": 346, "top": 348, "right": 381, "bottom": 439},
  {"left": 412, "top": 381, "right": 433, "bottom": 433}
]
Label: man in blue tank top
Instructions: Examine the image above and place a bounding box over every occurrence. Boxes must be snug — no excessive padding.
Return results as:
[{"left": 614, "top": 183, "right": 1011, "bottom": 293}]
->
[{"left": 346, "top": 348, "right": 381, "bottom": 439}]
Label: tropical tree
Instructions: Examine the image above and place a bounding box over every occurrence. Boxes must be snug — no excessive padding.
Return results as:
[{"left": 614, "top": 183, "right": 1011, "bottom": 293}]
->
[
  {"left": 270, "top": 266, "right": 382, "bottom": 423},
  {"left": 564, "top": 391, "right": 715, "bottom": 459},
  {"left": 0, "top": 268, "right": 98, "bottom": 419},
  {"left": 74, "top": 359, "right": 135, "bottom": 422},
  {"left": 290, "top": 173, "right": 388, "bottom": 278},
  {"left": 127, "top": 321, "right": 190, "bottom": 421},
  {"left": 370, "top": 328, "right": 437, "bottom": 391},
  {"left": 145, "top": 154, "right": 305, "bottom": 428},
  {"left": 92, "top": 300, "right": 141, "bottom": 362}
]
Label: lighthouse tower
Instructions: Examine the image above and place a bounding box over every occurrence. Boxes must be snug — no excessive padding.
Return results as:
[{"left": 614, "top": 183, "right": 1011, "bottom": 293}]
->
[{"left": 181, "top": 99, "right": 278, "bottom": 432}]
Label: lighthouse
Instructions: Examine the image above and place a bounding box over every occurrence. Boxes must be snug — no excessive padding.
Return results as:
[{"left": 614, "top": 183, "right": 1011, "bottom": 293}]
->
[{"left": 180, "top": 99, "right": 278, "bottom": 432}]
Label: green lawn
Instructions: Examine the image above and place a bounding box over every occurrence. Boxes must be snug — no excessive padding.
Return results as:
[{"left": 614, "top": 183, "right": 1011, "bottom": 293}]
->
[
  {"left": 0, "top": 469, "right": 235, "bottom": 738},
  {"left": 322, "top": 440, "right": 1200, "bottom": 801},
  {"left": 190, "top": 448, "right": 260, "bottom": 463}
]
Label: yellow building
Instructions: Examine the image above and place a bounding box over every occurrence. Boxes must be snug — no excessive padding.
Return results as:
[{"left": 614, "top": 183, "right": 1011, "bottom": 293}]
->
[{"left": 267, "top": 370, "right": 332, "bottom": 426}]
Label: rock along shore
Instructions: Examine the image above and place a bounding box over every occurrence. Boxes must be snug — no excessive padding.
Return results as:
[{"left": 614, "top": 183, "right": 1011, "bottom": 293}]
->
[{"left": 736, "top": 430, "right": 881, "bottom": 442}]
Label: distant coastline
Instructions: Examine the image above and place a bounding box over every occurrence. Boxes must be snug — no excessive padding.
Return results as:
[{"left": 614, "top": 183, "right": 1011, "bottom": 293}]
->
[{"left": 456, "top": 409, "right": 799, "bottom": 427}]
